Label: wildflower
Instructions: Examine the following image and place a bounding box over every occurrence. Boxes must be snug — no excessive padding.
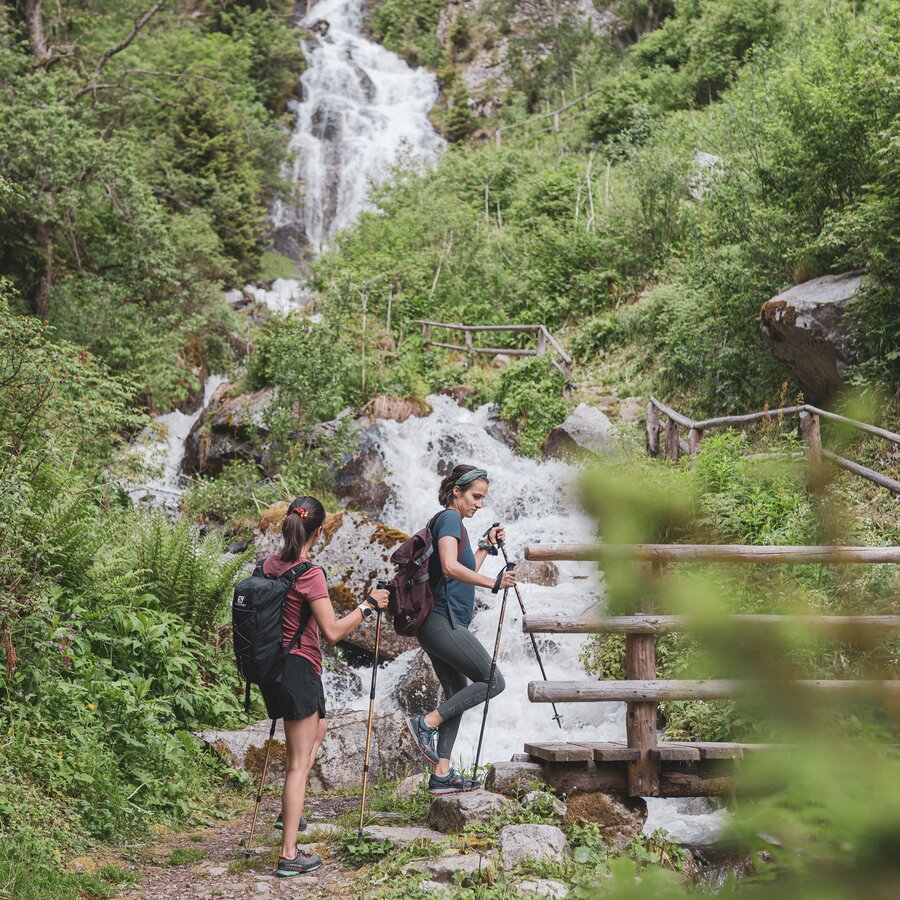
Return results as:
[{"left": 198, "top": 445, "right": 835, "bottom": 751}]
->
[{"left": 87, "top": 703, "right": 95, "bottom": 711}]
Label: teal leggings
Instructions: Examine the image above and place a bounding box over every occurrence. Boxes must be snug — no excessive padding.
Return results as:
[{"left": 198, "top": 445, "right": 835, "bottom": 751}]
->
[{"left": 416, "top": 610, "right": 506, "bottom": 760}]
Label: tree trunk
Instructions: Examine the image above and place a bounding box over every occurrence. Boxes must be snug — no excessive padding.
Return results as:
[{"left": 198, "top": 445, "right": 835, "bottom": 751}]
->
[
  {"left": 21, "top": 0, "right": 51, "bottom": 65},
  {"left": 32, "top": 222, "right": 52, "bottom": 319}
]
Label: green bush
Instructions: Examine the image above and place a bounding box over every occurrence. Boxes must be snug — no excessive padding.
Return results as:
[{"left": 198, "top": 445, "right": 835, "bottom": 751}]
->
[{"left": 494, "top": 357, "right": 568, "bottom": 457}]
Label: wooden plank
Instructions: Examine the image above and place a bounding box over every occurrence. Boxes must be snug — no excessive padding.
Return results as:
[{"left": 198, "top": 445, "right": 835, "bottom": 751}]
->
[
  {"left": 540, "top": 761, "right": 628, "bottom": 795},
  {"left": 570, "top": 741, "right": 639, "bottom": 763},
  {"left": 650, "top": 743, "right": 701, "bottom": 763},
  {"left": 664, "top": 418, "right": 680, "bottom": 461},
  {"left": 649, "top": 397, "right": 694, "bottom": 429},
  {"left": 626, "top": 626, "right": 658, "bottom": 796},
  {"left": 692, "top": 405, "right": 806, "bottom": 430},
  {"left": 523, "top": 742, "right": 594, "bottom": 762},
  {"left": 427, "top": 341, "right": 467, "bottom": 352},
  {"left": 822, "top": 450, "right": 900, "bottom": 494},
  {"left": 806, "top": 405, "right": 900, "bottom": 446},
  {"left": 522, "top": 614, "right": 900, "bottom": 636},
  {"left": 658, "top": 770, "right": 735, "bottom": 798},
  {"left": 470, "top": 347, "right": 539, "bottom": 357},
  {"left": 540, "top": 326, "right": 573, "bottom": 365},
  {"left": 411, "top": 320, "right": 542, "bottom": 333},
  {"left": 690, "top": 742, "right": 744, "bottom": 760},
  {"left": 523, "top": 543, "right": 900, "bottom": 564},
  {"left": 646, "top": 402, "right": 660, "bottom": 457},
  {"left": 528, "top": 679, "right": 900, "bottom": 703}
]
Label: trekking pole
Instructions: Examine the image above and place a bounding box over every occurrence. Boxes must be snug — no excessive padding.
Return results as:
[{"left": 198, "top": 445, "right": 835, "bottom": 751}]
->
[
  {"left": 247, "top": 717, "right": 277, "bottom": 851},
  {"left": 473, "top": 563, "right": 514, "bottom": 774},
  {"left": 497, "top": 538, "right": 564, "bottom": 729},
  {"left": 357, "top": 599, "right": 384, "bottom": 840}
]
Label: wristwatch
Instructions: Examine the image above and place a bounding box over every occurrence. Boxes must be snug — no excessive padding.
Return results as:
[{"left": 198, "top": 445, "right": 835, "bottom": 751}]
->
[
  {"left": 358, "top": 597, "right": 377, "bottom": 619},
  {"left": 478, "top": 537, "right": 499, "bottom": 556}
]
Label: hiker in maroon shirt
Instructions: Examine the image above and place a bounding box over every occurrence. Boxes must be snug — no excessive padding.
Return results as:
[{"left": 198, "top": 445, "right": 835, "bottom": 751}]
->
[{"left": 261, "top": 496, "right": 389, "bottom": 878}]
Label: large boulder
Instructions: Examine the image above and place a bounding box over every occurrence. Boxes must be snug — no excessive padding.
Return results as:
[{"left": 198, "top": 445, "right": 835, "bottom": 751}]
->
[
  {"left": 515, "top": 560, "right": 560, "bottom": 588},
  {"left": 427, "top": 791, "right": 513, "bottom": 832},
  {"left": 366, "top": 395, "right": 430, "bottom": 423},
  {"left": 198, "top": 710, "right": 424, "bottom": 791},
  {"left": 393, "top": 649, "right": 443, "bottom": 716},
  {"left": 254, "top": 508, "right": 417, "bottom": 661},
  {"left": 498, "top": 824, "right": 569, "bottom": 870},
  {"left": 182, "top": 384, "right": 275, "bottom": 476},
  {"left": 541, "top": 404, "right": 625, "bottom": 462},
  {"left": 760, "top": 271, "right": 863, "bottom": 404},
  {"left": 563, "top": 792, "right": 648, "bottom": 847},
  {"left": 484, "top": 761, "right": 544, "bottom": 797},
  {"left": 333, "top": 424, "right": 392, "bottom": 518}
]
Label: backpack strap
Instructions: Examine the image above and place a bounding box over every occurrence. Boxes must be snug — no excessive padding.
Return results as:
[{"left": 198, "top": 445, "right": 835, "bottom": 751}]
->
[{"left": 280, "top": 561, "right": 324, "bottom": 653}]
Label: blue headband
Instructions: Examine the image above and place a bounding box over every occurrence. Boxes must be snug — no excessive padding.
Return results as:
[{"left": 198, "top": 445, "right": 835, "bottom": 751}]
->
[{"left": 455, "top": 468, "right": 489, "bottom": 488}]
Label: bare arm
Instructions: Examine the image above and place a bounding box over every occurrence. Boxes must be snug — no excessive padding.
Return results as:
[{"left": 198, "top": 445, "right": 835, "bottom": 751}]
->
[
  {"left": 308, "top": 589, "right": 389, "bottom": 644},
  {"left": 437, "top": 535, "right": 515, "bottom": 590}
]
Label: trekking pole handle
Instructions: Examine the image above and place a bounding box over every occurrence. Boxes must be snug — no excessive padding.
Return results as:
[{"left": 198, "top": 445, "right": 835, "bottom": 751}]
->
[{"left": 491, "top": 562, "right": 516, "bottom": 594}]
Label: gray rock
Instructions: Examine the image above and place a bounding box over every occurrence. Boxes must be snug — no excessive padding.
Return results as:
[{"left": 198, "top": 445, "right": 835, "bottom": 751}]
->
[
  {"left": 485, "top": 410, "right": 518, "bottom": 450},
  {"left": 760, "top": 271, "right": 863, "bottom": 404},
  {"left": 363, "top": 824, "right": 445, "bottom": 847},
  {"left": 182, "top": 384, "right": 275, "bottom": 476},
  {"left": 499, "top": 824, "right": 569, "bottom": 870},
  {"left": 515, "top": 879, "right": 570, "bottom": 898},
  {"left": 515, "top": 560, "right": 560, "bottom": 587},
  {"left": 541, "top": 404, "right": 625, "bottom": 462},
  {"left": 393, "top": 649, "right": 443, "bottom": 715},
  {"left": 405, "top": 853, "right": 495, "bottom": 883},
  {"left": 394, "top": 773, "right": 428, "bottom": 801},
  {"left": 618, "top": 396, "right": 644, "bottom": 423},
  {"left": 491, "top": 353, "right": 513, "bottom": 368},
  {"left": 333, "top": 424, "right": 392, "bottom": 518},
  {"left": 366, "top": 395, "right": 430, "bottom": 423},
  {"left": 439, "top": 385, "right": 477, "bottom": 408},
  {"left": 322, "top": 652, "right": 363, "bottom": 699},
  {"left": 427, "top": 791, "right": 513, "bottom": 833},
  {"left": 484, "top": 761, "right": 544, "bottom": 797},
  {"left": 196, "top": 709, "right": 423, "bottom": 791}
]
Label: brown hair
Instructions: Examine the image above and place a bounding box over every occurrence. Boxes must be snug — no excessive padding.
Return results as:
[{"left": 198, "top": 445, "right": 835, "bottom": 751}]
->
[
  {"left": 438, "top": 464, "right": 489, "bottom": 507},
  {"left": 279, "top": 496, "right": 326, "bottom": 562}
]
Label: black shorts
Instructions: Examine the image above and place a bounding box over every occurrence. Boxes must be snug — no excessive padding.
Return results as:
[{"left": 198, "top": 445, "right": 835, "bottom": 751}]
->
[{"left": 259, "top": 654, "right": 326, "bottom": 722}]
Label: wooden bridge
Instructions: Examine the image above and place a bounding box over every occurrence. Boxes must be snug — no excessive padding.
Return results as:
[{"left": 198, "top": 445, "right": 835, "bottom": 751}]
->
[{"left": 518, "top": 542, "right": 900, "bottom": 798}]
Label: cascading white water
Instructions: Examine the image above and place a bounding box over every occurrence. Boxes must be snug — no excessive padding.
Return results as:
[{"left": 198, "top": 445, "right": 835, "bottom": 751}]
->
[
  {"left": 272, "top": 0, "right": 444, "bottom": 256},
  {"left": 322, "top": 396, "right": 728, "bottom": 843},
  {"left": 127, "top": 374, "right": 227, "bottom": 507}
]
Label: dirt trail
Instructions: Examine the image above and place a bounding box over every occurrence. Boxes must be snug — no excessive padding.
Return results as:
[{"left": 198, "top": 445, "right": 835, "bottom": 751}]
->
[{"left": 115, "top": 794, "right": 363, "bottom": 900}]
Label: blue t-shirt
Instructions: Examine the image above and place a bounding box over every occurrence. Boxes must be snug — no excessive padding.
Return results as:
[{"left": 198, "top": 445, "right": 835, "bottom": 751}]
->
[{"left": 429, "top": 509, "right": 476, "bottom": 628}]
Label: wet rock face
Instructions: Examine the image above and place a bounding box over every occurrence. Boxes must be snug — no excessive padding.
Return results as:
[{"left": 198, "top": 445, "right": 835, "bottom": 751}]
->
[
  {"left": 333, "top": 425, "right": 392, "bottom": 519},
  {"left": 563, "top": 792, "right": 648, "bottom": 847},
  {"left": 182, "top": 383, "right": 274, "bottom": 477},
  {"left": 760, "top": 271, "right": 863, "bottom": 404},
  {"left": 393, "top": 649, "right": 443, "bottom": 715},
  {"left": 515, "top": 560, "right": 560, "bottom": 587},
  {"left": 439, "top": 385, "right": 477, "bottom": 408}
]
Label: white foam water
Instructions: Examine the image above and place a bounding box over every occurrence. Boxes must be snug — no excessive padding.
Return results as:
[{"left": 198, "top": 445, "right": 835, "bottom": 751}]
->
[
  {"left": 272, "top": 0, "right": 444, "bottom": 254},
  {"left": 127, "top": 374, "right": 227, "bottom": 507}
]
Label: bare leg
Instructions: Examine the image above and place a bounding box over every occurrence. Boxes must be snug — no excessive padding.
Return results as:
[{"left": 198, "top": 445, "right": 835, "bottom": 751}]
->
[
  {"left": 280, "top": 713, "right": 319, "bottom": 860},
  {"left": 309, "top": 716, "right": 327, "bottom": 769}
]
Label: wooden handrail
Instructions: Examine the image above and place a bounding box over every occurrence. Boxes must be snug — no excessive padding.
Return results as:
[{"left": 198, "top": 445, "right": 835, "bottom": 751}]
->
[
  {"left": 523, "top": 614, "right": 900, "bottom": 636},
  {"left": 411, "top": 320, "right": 543, "bottom": 333},
  {"left": 495, "top": 86, "right": 604, "bottom": 140},
  {"left": 805, "top": 405, "right": 900, "bottom": 445},
  {"left": 528, "top": 679, "right": 900, "bottom": 704},
  {"left": 523, "top": 543, "right": 900, "bottom": 564}
]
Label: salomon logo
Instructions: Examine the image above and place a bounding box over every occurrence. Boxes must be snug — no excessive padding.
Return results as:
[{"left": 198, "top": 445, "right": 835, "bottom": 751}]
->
[{"left": 236, "top": 595, "right": 246, "bottom": 606}]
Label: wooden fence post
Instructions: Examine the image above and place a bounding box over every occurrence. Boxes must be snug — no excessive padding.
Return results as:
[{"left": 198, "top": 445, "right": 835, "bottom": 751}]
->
[
  {"left": 422, "top": 323, "right": 431, "bottom": 347},
  {"left": 495, "top": 129, "right": 502, "bottom": 148},
  {"left": 553, "top": 111, "right": 560, "bottom": 131},
  {"left": 537, "top": 328, "right": 547, "bottom": 357},
  {"left": 626, "top": 563, "right": 659, "bottom": 797},
  {"left": 465, "top": 328, "right": 474, "bottom": 368},
  {"left": 646, "top": 402, "right": 660, "bottom": 457},
  {"left": 688, "top": 427, "right": 704, "bottom": 455},
  {"left": 664, "top": 418, "right": 680, "bottom": 461},
  {"left": 800, "top": 409, "right": 824, "bottom": 492}
]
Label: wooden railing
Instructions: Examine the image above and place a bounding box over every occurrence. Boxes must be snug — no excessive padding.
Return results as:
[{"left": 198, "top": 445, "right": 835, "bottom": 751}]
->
[
  {"left": 494, "top": 87, "right": 604, "bottom": 147},
  {"left": 522, "top": 542, "right": 900, "bottom": 797},
  {"left": 646, "top": 398, "right": 900, "bottom": 495},
  {"left": 413, "top": 320, "right": 573, "bottom": 398}
]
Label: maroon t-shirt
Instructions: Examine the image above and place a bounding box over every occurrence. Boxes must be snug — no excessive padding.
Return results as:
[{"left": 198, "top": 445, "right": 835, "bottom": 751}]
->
[{"left": 262, "top": 555, "right": 328, "bottom": 676}]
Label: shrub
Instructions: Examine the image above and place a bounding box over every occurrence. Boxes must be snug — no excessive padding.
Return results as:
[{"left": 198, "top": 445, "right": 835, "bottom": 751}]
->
[{"left": 494, "top": 357, "right": 568, "bottom": 457}]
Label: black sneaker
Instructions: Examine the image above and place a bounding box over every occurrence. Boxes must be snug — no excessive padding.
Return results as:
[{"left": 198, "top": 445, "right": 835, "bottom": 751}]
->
[
  {"left": 274, "top": 814, "right": 308, "bottom": 832},
  {"left": 406, "top": 714, "right": 440, "bottom": 765},
  {"left": 428, "top": 769, "right": 481, "bottom": 794},
  {"left": 275, "top": 851, "right": 322, "bottom": 877}
]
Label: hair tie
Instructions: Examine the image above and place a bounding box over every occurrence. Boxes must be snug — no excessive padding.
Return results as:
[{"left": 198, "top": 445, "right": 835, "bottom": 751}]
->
[{"left": 292, "top": 507, "right": 309, "bottom": 520}]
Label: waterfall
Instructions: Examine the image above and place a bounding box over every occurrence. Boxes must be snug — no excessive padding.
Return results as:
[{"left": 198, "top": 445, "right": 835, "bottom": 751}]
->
[
  {"left": 270, "top": 0, "right": 444, "bottom": 259},
  {"left": 322, "top": 397, "right": 728, "bottom": 843}
]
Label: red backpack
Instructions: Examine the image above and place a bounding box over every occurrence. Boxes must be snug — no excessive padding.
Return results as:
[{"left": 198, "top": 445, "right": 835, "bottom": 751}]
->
[{"left": 387, "top": 511, "right": 465, "bottom": 636}]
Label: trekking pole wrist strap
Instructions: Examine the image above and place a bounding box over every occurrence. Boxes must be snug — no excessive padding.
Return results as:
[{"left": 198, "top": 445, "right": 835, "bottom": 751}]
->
[{"left": 491, "top": 569, "right": 504, "bottom": 594}]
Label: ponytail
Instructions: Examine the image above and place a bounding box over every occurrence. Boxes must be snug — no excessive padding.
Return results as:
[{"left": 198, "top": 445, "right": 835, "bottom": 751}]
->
[{"left": 278, "top": 496, "right": 326, "bottom": 561}]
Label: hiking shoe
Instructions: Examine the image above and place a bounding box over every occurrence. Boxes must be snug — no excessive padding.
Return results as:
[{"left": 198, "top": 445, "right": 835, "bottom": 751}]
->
[
  {"left": 274, "top": 814, "right": 308, "bottom": 832},
  {"left": 275, "top": 851, "right": 322, "bottom": 877},
  {"left": 428, "top": 769, "right": 481, "bottom": 794},
  {"left": 406, "top": 714, "right": 440, "bottom": 765}
]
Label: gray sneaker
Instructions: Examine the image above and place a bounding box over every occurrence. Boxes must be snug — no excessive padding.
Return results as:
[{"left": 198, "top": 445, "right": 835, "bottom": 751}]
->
[
  {"left": 275, "top": 851, "right": 322, "bottom": 876},
  {"left": 274, "top": 813, "right": 307, "bottom": 832},
  {"left": 406, "top": 714, "right": 440, "bottom": 765},
  {"left": 428, "top": 769, "right": 481, "bottom": 794}
]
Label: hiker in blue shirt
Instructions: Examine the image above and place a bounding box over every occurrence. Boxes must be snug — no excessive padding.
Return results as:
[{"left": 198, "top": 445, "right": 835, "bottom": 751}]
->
[{"left": 406, "top": 464, "right": 516, "bottom": 793}]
